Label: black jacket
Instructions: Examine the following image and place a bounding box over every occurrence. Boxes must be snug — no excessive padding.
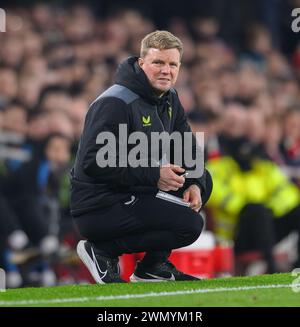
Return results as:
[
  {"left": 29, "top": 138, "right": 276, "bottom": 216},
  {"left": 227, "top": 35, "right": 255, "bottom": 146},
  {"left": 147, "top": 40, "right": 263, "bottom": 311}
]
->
[{"left": 70, "top": 56, "right": 212, "bottom": 216}]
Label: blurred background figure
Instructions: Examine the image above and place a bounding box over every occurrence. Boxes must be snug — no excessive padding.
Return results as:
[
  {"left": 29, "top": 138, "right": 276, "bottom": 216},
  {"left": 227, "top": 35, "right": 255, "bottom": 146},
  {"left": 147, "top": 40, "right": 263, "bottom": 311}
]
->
[{"left": 206, "top": 129, "right": 300, "bottom": 274}]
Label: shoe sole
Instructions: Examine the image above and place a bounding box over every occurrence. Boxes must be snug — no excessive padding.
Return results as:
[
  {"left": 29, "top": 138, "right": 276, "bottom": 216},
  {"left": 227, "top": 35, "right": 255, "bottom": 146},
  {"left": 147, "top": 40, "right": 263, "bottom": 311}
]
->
[
  {"left": 129, "top": 273, "right": 170, "bottom": 283},
  {"left": 76, "top": 241, "right": 105, "bottom": 284}
]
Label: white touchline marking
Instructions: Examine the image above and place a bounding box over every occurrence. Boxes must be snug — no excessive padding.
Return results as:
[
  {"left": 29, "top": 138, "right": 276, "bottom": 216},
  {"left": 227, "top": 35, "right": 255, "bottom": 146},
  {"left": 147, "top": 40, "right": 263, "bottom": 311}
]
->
[{"left": 0, "top": 283, "right": 299, "bottom": 306}]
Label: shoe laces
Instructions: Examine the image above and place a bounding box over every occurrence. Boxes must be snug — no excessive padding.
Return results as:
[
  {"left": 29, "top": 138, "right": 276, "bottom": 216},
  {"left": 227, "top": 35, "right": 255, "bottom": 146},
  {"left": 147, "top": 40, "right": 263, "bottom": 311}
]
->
[
  {"left": 160, "top": 260, "right": 186, "bottom": 275},
  {"left": 156, "top": 260, "right": 177, "bottom": 272},
  {"left": 96, "top": 255, "right": 119, "bottom": 274}
]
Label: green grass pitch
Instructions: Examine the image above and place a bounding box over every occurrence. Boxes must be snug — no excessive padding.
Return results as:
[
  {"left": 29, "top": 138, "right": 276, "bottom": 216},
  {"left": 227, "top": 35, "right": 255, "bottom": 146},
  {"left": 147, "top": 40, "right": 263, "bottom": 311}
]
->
[{"left": 0, "top": 273, "right": 299, "bottom": 307}]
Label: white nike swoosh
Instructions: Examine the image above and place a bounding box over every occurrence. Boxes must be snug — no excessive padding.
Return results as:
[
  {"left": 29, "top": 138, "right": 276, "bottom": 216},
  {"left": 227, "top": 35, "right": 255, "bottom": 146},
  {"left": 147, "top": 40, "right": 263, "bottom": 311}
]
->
[
  {"left": 145, "top": 272, "right": 175, "bottom": 281},
  {"left": 91, "top": 247, "right": 107, "bottom": 280},
  {"left": 124, "top": 195, "right": 136, "bottom": 205}
]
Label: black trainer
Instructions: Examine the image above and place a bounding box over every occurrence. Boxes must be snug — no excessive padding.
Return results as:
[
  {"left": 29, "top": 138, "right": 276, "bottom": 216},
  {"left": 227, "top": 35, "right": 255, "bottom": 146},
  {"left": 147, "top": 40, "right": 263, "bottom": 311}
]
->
[
  {"left": 77, "top": 240, "right": 125, "bottom": 284},
  {"left": 130, "top": 260, "right": 200, "bottom": 282}
]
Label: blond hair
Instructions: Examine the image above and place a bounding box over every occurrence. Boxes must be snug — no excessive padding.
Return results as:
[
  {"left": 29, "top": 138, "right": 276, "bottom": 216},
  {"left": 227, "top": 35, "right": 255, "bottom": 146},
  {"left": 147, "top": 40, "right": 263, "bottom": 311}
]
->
[{"left": 140, "top": 30, "right": 183, "bottom": 59}]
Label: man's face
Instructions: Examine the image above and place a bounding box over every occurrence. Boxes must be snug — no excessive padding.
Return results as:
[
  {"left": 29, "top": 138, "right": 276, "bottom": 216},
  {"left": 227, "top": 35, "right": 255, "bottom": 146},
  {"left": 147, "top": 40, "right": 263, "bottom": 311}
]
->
[
  {"left": 45, "top": 136, "right": 71, "bottom": 167},
  {"left": 138, "top": 48, "right": 181, "bottom": 95}
]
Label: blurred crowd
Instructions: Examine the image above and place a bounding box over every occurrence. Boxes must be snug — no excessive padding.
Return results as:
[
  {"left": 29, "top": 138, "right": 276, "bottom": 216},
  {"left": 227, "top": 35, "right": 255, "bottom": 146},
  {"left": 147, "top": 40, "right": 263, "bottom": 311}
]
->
[{"left": 0, "top": 3, "right": 300, "bottom": 286}]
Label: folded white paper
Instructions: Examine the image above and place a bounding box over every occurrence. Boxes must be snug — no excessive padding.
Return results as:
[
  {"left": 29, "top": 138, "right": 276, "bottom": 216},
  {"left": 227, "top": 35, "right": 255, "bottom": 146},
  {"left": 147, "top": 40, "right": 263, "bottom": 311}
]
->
[{"left": 156, "top": 191, "right": 190, "bottom": 207}]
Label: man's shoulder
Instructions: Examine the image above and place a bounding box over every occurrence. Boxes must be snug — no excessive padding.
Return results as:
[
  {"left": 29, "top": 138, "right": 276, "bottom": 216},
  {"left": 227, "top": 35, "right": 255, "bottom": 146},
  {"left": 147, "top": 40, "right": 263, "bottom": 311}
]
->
[
  {"left": 91, "top": 84, "right": 139, "bottom": 106},
  {"left": 169, "top": 88, "right": 180, "bottom": 105}
]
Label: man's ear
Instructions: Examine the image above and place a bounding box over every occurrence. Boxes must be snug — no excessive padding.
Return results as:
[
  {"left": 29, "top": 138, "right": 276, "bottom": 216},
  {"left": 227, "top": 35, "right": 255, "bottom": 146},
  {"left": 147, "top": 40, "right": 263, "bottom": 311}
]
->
[{"left": 138, "top": 57, "right": 144, "bottom": 68}]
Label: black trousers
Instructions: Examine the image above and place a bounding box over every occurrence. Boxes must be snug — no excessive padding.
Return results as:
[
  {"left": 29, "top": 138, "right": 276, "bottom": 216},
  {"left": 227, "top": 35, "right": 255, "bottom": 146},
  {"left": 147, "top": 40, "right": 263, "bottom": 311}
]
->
[
  {"left": 73, "top": 194, "right": 204, "bottom": 260},
  {"left": 235, "top": 203, "right": 300, "bottom": 272}
]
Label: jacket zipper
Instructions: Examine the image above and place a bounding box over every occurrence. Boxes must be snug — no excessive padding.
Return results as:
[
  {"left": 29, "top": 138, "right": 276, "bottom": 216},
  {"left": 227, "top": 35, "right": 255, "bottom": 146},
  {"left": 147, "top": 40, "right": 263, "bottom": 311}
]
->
[{"left": 155, "top": 106, "right": 165, "bottom": 131}]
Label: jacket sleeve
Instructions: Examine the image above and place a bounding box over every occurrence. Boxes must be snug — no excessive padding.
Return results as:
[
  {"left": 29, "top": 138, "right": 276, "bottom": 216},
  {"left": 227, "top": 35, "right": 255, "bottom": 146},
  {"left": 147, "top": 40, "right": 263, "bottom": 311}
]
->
[
  {"left": 173, "top": 94, "right": 212, "bottom": 205},
  {"left": 80, "top": 97, "right": 160, "bottom": 187}
]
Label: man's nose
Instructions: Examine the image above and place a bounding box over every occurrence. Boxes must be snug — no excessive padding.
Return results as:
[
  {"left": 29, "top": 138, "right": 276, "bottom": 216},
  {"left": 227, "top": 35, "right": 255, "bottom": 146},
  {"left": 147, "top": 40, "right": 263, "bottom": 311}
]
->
[{"left": 161, "top": 64, "right": 171, "bottom": 74}]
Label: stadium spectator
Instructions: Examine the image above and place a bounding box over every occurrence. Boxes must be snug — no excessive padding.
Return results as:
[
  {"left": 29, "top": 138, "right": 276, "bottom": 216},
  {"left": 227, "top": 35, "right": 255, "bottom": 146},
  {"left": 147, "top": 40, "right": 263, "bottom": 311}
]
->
[
  {"left": 206, "top": 131, "right": 300, "bottom": 273},
  {"left": 0, "top": 68, "right": 18, "bottom": 104},
  {"left": 3, "top": 133, "right": 71, "bottom": 250}
]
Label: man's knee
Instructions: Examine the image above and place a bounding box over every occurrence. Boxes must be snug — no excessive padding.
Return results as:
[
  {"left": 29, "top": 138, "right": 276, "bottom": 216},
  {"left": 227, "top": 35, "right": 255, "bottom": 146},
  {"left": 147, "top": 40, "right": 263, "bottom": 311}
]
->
[{"left": 177, "top": 212, "right": 204, "bottom": 247}]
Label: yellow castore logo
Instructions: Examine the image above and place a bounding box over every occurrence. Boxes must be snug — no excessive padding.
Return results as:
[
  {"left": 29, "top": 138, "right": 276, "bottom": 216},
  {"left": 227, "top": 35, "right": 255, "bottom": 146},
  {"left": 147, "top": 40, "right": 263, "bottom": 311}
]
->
[{"left": 142, "top": 115, "right": 151, "bottom": 126}]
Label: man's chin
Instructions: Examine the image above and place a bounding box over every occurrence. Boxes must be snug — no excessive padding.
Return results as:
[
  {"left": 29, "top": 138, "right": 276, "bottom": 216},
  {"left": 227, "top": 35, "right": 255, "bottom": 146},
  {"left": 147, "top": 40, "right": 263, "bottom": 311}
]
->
[{"left": 154, "top": 84, "right": 172, "bottom": 94}]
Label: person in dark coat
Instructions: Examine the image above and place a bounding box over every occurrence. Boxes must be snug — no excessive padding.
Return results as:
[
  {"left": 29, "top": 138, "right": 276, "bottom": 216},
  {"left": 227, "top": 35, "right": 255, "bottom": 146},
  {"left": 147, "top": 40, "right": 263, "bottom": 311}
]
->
[{"left": 71, "top": 31, "right": 212, "bottom": 284}]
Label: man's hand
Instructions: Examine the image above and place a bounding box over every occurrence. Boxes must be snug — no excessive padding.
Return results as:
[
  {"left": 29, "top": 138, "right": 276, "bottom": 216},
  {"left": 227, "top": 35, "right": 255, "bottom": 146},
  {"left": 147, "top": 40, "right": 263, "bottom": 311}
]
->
[
  {"left": 183, "top": 184, "right": 202, "bottom": 212},
  {"left": 158, "top": 165, "right": 185, "bottom": 191}
]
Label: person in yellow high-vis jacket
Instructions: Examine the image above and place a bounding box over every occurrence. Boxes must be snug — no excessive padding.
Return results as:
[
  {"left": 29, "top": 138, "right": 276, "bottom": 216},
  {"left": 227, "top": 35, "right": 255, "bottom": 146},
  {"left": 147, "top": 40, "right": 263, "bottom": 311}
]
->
[{"left": 207, "top": 138, "right": 300, "bottom": 273}]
